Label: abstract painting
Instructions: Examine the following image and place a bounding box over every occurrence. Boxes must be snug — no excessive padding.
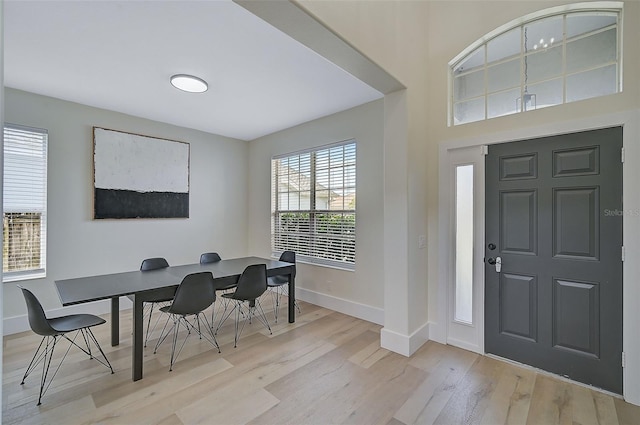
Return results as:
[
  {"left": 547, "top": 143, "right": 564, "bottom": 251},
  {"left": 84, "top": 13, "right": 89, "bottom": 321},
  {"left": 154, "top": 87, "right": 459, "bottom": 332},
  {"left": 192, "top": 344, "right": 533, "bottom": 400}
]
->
[{"left": 93, "top": 127, "right": 190, "bottom": 219}]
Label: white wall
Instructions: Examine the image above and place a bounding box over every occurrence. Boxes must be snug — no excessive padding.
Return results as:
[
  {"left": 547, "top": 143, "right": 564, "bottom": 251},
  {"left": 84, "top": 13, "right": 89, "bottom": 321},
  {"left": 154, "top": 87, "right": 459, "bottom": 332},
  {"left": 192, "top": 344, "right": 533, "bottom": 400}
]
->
[
  {"left": 3, "top": 88, "right": 249, "bottom": 323},
  {"left": 247, "top": 99, "right": 385, "bottom": 323}
]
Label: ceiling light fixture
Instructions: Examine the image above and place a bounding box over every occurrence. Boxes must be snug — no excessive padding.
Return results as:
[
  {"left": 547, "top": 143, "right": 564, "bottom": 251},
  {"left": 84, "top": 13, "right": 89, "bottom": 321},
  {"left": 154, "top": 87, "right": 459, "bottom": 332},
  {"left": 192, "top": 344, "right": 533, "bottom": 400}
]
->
[{"left": 170, "top": 74, "right": 208, "bottom": 93}]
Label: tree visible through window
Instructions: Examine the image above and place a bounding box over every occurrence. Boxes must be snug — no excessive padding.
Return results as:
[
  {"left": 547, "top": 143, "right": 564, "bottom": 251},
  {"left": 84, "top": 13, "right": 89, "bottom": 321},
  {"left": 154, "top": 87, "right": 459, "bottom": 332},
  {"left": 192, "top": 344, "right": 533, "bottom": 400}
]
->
[
  {"left": 3, "top": 124, "right": 48, "bottom": 281},
  {"left": 450, "top": 4, "right": 622, "bottom": 125},
  {"left": 272, "top": 140, "right": 356, "bottom": 269}
]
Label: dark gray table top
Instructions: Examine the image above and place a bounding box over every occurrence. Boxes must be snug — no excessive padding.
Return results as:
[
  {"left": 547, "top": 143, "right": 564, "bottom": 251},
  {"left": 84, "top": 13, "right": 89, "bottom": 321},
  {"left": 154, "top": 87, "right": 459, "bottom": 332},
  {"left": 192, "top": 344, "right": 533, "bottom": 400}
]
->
[{"left": 55, "top": 256, "right": 294, "bottom": 306}]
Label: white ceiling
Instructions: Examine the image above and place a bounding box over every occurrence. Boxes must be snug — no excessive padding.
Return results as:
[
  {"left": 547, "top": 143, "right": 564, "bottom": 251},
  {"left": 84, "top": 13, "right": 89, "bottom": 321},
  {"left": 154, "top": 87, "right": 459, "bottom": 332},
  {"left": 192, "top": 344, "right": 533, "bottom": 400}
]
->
[{"left": 4, "top": 0, "right": 383, "bottom": 141}]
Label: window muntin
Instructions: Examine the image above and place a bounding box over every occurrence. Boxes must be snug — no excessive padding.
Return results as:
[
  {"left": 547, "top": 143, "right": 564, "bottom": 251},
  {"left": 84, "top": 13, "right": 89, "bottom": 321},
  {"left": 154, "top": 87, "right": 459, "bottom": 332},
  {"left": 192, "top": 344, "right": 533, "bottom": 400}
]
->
[
  {"left": 272, "top": 140, "right": 356, "bottom": 270},
  {"left": 450, "top": 5, "right": 621, "bottom": 126},
  {"left": 3, "top": 124, "right": 48, "bottom": 282}
]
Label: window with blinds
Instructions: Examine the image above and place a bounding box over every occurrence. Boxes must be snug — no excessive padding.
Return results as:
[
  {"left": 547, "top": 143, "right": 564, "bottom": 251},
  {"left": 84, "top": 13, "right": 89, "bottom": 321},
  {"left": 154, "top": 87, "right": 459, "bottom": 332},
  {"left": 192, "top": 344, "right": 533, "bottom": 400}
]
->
[
  {"left": 272, "top": 140, "right": 356, "bottom": 270},
  {"left": 3, "top": 124, "right": 48, "bottom": 282}
]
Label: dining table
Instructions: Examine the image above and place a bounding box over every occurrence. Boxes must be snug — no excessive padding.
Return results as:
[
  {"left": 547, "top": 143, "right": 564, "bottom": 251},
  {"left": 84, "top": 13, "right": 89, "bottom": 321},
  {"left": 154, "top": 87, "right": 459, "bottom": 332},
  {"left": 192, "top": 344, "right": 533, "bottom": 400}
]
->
[{"left": 54, "top": 256, "right": 296, "bottom": 381}]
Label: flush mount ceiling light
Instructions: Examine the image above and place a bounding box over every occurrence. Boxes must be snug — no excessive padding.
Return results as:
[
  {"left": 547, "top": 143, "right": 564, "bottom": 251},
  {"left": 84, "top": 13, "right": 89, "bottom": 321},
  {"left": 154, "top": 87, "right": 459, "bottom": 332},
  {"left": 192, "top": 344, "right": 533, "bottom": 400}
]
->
[{"left": 170, "top": 74, "right": 208, "bottom": 93}]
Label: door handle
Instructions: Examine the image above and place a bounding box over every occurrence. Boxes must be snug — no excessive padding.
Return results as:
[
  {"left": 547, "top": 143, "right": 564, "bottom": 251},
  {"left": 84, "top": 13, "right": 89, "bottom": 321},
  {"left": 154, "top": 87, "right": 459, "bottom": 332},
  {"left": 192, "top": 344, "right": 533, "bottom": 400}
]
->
[{"left": 487, "top": 256, "right": 502, "bottom": 272}]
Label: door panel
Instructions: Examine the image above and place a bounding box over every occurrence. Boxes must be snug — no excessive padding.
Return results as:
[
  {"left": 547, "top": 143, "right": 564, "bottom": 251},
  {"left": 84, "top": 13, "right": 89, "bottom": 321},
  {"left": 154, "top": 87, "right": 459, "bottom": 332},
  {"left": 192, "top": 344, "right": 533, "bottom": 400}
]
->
[
  {"left": 500, "top": 190, "right": 537, "bottom": 254},
  {"left": 553, "top": 187, "right": 599, "bottom": 259},
  {"left": 485, "top": 127, "right": 623, "bottom": 394},
  {"left": 553, "top": 278, "right": 599, "bottom": 357},
  {"left": 499, "top": 273, "right": 537, "bottom": 341}
]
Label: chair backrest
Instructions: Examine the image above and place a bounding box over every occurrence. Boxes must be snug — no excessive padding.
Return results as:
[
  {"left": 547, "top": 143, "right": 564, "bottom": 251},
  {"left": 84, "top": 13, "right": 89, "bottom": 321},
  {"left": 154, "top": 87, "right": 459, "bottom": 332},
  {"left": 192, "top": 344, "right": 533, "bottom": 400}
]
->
[
  {"left": 140, "top": 257, "right": 169, "bottom": 271},
  {"left": 168, "top": 272, "right": 216, "bottom": 316},
  {"left": 279, "top": 250, "right": 296, "bottom": 264},
  {"left": 232, "top": 264, "right": 267, "bottom": 301},
  {"left": 200, "top": 252, "right": 221, "bottom": 264},
  {"left": 18, "top": 286, "right": 58, "bottom": 336},
  {"left": 273, "top": 250, "right": 296, "bottom": 281}
]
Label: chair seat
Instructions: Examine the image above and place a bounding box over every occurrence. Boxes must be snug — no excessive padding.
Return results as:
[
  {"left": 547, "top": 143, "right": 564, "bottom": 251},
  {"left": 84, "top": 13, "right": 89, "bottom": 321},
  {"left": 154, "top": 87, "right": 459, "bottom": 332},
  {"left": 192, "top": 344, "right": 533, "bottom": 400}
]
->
[
  {"left": 267, "top": 276, "right": 289, "bottom": 287},
  {"left": 48, "top": 314, "right": 106, "bottom": 333},
  {"left": 127, "top": 293, "right": 174, "bottom": 303}
]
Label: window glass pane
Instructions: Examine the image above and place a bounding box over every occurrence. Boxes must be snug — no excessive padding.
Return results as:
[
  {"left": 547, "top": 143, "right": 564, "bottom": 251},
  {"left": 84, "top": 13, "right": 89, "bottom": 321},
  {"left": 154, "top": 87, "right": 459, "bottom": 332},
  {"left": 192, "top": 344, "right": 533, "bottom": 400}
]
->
[
  {"left": 344, "top": 165, "right": 356, "bottom": 189},
  {"left": 278, "top": 192, "right": 288, "bottom": 209},
  {"left": 316, "top": 169, "right": 329, "bottom": 189},
  {"left": 287, "top": 192, "right": 300, "bottom": 210},
  {"left": 329, "top": 168, "right": 343, "bottom": 190},
  {"left": 567, "top": 65, "right": 617, "bottom": 102},
  {"left": 527, "top": 78, "right": 563, "bottom": 109},
  {"left": 487, "top": 27, "right": 520, "bottom": 63},
  {"left": 453, "top": 46, "right": 484, "bottom": 75},
  {"left": 526, "top": 45, "right": 562, "bottom": 83},
  {"left": 525, "top": 16, "right": 562, "bottom": 52},
  {"left": 455, "top": 164, "right": 474, "bottom": 324},
  {"left": 454, "top": 98, "right": 485, "bottom": 125},
  {"left": 567, "top": 13, "right": 616, "bottom": 39},
  {"left": 566, "top": 28, "right": 617, "bottom": 73},
  {"left": 488, "top": 59, "right": 520, "bottom": 93},
  {"left": 299, "top": 191, "right": 311, "bottom": 210},
  {"left": 488, "top": 88, "right": 521, "bottom": 118},
  {"left": 316, "top": 190, "right": 330, "bottom": 210},
  {"left": 454, "top": 69, "right": 485, "bottom": 101}
]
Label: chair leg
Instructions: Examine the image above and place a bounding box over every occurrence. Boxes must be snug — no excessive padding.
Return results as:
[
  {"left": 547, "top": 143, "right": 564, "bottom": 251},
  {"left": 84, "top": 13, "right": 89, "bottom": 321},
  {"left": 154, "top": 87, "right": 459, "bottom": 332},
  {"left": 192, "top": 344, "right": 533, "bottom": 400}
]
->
[
  {"left": 20, "top": 335, "right": 56, "bottom": 406},
  {"left": 269, "top": 288, "right": 281, "bottom": 323},
  {"left": 21, "top": 330, "right": 113, "bottom": 406},
  {"left": 37, "top": 336, "right": 57, "bottom": 406},
  {"left": 21, "top": 337, "right": 47, "bottom": 386},
  {"left": 84, "top": 328, "right": 115, "bottom": 374},
  {"left": 169, "top": 317, "right": 181, "bottom": 371},
  {"left": 166, "top": 313, "right": 220, "bottom": 371},
  {"left": 215, "top": 299, "right": 235, "bottom": 335},
  {"left": 253, "top": 299, "right": 272, "bottom": 335}
]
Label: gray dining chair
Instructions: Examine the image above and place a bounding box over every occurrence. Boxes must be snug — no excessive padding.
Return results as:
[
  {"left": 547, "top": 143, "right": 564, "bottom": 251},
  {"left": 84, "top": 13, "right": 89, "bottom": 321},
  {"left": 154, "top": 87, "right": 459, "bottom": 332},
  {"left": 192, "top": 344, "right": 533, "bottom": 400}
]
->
[
  {"left": 127, "top": 257, "right": 174, "bottom": 347},
  {"left": 267, "top": 250, "right": 299, "bottom": 323},
  {"left": 18, "top": 285, "right": 114, "bottom": 405},
  {"left": 218, "top": 264, "right": 272, "bottom": 347},
  {"left": 152, "top": 272, "right": 220, "bottom": 371},
  {"left": 199, "top": 252, "right": 234, "bottom": 331}
]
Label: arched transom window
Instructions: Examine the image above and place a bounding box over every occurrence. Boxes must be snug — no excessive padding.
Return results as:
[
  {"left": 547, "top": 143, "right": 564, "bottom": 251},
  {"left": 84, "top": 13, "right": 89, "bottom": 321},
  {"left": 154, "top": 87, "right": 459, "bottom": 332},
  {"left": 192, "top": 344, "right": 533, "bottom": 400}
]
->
[{"left": 450, "top": 2, "right": 622, "bottom": 126}]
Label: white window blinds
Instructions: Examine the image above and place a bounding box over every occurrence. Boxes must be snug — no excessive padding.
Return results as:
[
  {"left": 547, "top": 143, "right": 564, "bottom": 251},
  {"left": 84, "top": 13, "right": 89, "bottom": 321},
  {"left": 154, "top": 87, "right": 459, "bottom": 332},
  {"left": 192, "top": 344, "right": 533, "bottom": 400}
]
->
[
  {"left": 3, "top": 124, "right": 48, "bottom": 281},
  {"left": 272, "top": 140, "right": 356, "bottom": 270}
]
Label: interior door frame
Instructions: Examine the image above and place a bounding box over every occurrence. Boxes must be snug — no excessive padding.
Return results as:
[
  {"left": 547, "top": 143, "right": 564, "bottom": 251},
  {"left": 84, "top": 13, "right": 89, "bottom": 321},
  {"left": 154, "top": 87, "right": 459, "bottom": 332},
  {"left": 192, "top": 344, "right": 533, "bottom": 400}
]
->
[{"left": 436, "top": 110, "right": 640, "bottom": 404}]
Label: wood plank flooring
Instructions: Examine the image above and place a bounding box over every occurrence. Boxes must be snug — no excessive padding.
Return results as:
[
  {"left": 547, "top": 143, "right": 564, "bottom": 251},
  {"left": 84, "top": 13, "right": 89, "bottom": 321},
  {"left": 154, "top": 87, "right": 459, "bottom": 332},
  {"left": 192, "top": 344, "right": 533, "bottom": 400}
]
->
[{"left": 3, "top": 299, "right": 640, "bottom": 424}]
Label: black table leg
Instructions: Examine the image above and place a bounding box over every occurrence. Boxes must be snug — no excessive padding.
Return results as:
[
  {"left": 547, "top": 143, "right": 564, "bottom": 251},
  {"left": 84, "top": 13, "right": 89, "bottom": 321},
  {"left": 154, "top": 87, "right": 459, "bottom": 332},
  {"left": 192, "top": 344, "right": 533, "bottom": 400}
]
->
[
  {"left": 133, "top": 296, "right": 144, "bottom": 381},
  {"left": 111, "top": 297, "right": 119, "bottom": 346},
  {"left": 288, "top": 272, "right": 295, "bottom": 323}
]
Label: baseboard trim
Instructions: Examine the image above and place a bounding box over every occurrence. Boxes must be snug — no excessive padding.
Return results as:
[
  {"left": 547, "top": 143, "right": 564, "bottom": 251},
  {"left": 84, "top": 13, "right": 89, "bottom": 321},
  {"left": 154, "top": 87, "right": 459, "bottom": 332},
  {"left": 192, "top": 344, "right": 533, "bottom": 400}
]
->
[
  {"left": 296, "top": 287, "right": 384, "bottom": 325},
  {"left": 446, "top": 336, "right": 482, "bottom": 354},
  {"left": 380, "top": 321, "right": 430, "bottom": 357},
  {"left": 5, "top": 289, "right": 384, "bottom": 335},
  {"left": 4, "top": 298, "right": 133, "bottom": 336}
]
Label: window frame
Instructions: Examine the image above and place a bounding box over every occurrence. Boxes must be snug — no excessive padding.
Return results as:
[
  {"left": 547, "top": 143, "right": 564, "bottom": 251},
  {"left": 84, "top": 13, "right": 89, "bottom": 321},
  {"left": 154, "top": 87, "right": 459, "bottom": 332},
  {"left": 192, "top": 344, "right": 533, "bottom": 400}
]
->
[
  {"left": 271, "top": 139, "right": 356, "bottom": 271},
  {"left": 3, "top": 123, "right": 48, "bottom": 282},
  {"left": 448, "top": 1, "right": 623, "bottom": 126}
]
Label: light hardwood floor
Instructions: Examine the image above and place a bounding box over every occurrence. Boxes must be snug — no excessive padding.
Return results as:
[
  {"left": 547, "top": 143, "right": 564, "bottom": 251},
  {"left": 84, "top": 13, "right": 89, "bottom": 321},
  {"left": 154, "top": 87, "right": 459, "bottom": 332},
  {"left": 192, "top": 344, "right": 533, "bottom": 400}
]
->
[{"left": 3, "top": 299, "right": 640, "bottom": 425}]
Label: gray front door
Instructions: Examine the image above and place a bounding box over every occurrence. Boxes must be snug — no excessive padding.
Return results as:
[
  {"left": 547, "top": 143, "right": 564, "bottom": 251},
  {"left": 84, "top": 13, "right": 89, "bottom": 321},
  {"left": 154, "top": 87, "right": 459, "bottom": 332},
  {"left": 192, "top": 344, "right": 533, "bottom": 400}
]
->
[{"left": 485, "top": 127, "right": 623, "bottom": 394}]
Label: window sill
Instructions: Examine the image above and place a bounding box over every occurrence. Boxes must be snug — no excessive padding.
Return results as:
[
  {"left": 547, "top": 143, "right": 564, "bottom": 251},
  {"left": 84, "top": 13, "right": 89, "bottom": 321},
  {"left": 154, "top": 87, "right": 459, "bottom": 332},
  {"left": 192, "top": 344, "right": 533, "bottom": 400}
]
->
[
  {"left": 3, "top": 270, "right": 46, "bottom": 283},
  {"left": 271, "top": 254, "right": 355, "bottom": 272}
]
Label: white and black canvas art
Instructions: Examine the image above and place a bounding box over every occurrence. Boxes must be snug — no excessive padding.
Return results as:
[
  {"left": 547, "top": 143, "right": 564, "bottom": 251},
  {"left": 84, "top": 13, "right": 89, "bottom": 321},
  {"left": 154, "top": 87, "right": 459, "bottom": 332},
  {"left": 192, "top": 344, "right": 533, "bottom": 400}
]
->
[{"left": 93, "top": 127, "right": 190, "bottom": 219}]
